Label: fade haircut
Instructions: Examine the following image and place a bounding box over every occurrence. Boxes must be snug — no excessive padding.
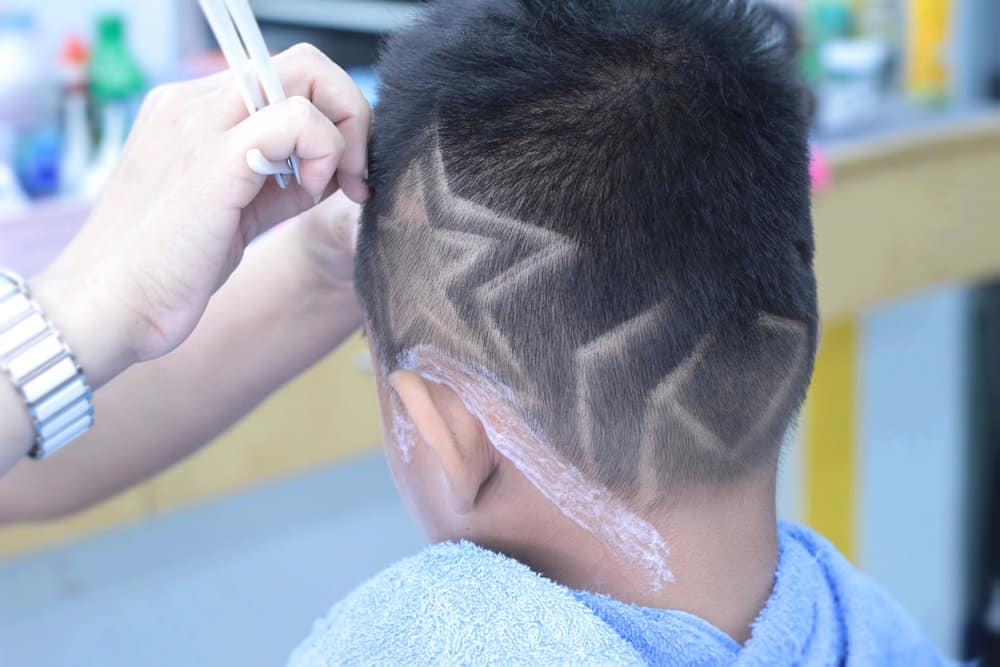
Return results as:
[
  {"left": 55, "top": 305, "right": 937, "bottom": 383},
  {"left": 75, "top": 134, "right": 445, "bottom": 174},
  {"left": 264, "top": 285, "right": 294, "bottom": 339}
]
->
[{"left": 356, "top": 0, "right": 818, "bottom": 501}]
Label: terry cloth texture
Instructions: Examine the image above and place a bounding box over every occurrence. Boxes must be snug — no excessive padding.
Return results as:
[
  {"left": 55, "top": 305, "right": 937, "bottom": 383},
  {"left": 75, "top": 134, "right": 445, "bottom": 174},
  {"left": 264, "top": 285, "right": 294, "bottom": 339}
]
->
[
  {"left": 289, "top": 522, "right": 949, "bottom": 666},
  {"left": 574, "top": 522, "right": 951, "bottom": 666}
]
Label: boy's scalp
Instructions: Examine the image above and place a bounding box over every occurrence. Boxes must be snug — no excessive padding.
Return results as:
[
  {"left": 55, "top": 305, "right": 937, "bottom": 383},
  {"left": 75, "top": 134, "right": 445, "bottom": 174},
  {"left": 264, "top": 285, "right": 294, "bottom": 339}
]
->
[{"left": 357, "top": 0, "right": 818, "bottom": 495}]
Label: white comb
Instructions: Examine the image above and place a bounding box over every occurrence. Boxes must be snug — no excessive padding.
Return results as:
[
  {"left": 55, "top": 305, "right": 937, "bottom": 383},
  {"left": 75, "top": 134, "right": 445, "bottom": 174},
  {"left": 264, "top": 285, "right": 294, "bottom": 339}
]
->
[{"left": 198, "top": 0, "right": 302, "bottom": 189}]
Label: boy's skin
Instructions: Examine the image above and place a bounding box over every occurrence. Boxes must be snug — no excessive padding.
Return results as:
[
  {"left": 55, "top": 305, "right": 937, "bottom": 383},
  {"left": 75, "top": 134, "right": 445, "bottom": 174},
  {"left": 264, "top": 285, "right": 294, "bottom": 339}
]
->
[{"left": 377, "top": 360, "right": 780, "bottom": 642}]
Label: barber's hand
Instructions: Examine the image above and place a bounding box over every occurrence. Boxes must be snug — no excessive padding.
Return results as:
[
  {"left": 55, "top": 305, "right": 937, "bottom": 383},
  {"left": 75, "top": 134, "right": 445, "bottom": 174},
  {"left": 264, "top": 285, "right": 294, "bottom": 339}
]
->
[
  {"left": 33, "top": 44, "right": 370, "bottom": 388},
  {"left": 294, "top": 189, "right": 362, "bottom": 296}
]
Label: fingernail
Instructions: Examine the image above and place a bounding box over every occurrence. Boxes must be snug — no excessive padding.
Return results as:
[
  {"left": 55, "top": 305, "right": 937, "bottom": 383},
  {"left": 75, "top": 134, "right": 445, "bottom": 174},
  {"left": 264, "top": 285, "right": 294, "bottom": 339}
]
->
[{"left": 313, "top": 194, "right": 322, "bottom": 206}]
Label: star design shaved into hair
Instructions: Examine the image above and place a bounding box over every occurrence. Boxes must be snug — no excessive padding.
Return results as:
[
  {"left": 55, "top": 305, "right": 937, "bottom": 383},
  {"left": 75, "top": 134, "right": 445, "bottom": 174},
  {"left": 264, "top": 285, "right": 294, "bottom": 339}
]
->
[
  {"left": 575, "top": 299, "right": 673, "bottom": 467},
  {"left": 735, "top": 313, "right": 808, "bottom": 448},
  {"left": 364, "top": 121, "right": 815, "bottom": 503},
  {"left": 380, "top": 127, "right": 577, "bottom": 386},
  {"left": 375, "top": 162, "right": 495, "bottom": 367}
]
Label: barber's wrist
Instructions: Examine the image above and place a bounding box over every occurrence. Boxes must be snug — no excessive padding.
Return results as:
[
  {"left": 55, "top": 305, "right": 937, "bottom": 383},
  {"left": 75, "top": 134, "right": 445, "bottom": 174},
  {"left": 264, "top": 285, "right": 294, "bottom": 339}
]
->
[
  {"left": 295, "top": 266, "right": 364, "bottom": 351},
  {"left": 290, "top": 191, "right": 362, "bottom": 307},
  {"left": 297, "top": 259, "right": 361, "bottom": 323},
  {"left": 293, "top": 241, "right": 354, "bottom": 305},
  {"left": 282, "top": 219, "right": 363, "bottom": 330},
  {"left": 29, "top": 269, "right": 136, "bottom": 392}
]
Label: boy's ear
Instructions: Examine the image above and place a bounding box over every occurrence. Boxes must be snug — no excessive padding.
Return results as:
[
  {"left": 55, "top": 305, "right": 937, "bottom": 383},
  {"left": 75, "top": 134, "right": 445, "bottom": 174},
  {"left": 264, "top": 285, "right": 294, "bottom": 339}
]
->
[{"left": 389, "top": 370, "right": 495, "bottom": 514}]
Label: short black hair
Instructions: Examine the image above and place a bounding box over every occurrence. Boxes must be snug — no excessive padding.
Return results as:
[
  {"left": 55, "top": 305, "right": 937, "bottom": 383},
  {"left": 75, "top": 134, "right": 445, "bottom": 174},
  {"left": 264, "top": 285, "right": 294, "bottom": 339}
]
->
[{"left": 356, "top": 0, "right": 818, "bottom": 500}]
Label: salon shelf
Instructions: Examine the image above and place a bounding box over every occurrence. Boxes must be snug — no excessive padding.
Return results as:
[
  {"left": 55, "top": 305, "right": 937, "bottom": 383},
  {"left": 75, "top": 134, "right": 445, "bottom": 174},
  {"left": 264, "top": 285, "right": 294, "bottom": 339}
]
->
[
  {"left": 818, "top": 103, "right": 1000, "bottom": 165},
  {"left": 812, "top": 107, "right": 1000, "bottom": 322},
  {"left": 249, "top": 0, "right": 420, "bottom": 35},
  {"left": 0, "top": 197, "right": 92, "bottom": 278}
]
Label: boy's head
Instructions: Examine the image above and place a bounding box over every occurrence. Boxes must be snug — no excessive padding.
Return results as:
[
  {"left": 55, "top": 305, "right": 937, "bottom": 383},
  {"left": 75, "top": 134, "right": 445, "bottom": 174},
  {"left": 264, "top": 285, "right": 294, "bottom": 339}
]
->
[{"left": 355, "top": 0, "right": 817, "bottom": 570}]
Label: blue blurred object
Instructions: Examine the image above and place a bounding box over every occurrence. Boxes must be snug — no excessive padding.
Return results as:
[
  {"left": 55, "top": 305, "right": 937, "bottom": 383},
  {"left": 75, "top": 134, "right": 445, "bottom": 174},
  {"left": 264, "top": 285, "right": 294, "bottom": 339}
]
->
[
  {"left": 0, "top": 10, "right": 43, "bottom": 130},
  {"left": 15, "top": 127, "right": 62, "bottom": 199},
  {"left": 0, "top": 11, "right": 32, "bottom": 32},
  {"left": 348, "top": 68, "right": 379, "bottom": 106}
]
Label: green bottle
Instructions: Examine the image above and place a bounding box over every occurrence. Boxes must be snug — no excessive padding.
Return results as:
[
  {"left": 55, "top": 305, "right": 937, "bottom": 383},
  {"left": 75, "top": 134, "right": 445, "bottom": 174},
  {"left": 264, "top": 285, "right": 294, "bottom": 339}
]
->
[
  {"left": 89, "top": 14, "right": 144, "bottom": 103},
  {"left": 802, "top": 1, "right": 854, "bottom": 86},
  {"left": 83, "top": 14, "right": 145, "bottom": 196}
]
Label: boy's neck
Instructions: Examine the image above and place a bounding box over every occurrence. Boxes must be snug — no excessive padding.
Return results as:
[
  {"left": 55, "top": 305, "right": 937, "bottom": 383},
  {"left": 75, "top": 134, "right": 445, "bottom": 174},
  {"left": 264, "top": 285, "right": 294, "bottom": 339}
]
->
[{"left": 489, "top": 465, "right": 779, "bottom": 643}]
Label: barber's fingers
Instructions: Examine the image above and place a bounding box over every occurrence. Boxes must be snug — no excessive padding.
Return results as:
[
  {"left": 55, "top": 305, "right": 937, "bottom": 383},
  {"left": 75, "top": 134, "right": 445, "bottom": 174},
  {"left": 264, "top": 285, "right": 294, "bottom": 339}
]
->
[
  {"left": 190, "top": 44, "right": 370, "bottom": 202},
  {"left": 269, "top": 44, "right": 371, "bottom": 203},
  {"left": 187, "top": 43, "right": 370, "bottom": 201},
  {"left": 224, "top": 95, "right": 345, "bottom": 204}
]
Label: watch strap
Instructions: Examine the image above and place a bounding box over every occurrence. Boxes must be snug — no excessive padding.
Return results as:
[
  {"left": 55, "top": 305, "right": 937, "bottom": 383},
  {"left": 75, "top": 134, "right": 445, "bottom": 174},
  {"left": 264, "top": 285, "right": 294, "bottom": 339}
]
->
[{"left": 0, "top": 269, "right": 94, "bottom": 459}]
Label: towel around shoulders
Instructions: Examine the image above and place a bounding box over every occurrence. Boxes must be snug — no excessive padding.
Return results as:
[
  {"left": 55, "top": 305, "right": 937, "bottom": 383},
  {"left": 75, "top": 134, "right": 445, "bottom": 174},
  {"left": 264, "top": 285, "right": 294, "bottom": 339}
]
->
[
  {"left": 289, "top": 522, "right": 950, "bottom": 666},
  {"left": 288, "top": 539, "right": 644, "bottom": 666}
]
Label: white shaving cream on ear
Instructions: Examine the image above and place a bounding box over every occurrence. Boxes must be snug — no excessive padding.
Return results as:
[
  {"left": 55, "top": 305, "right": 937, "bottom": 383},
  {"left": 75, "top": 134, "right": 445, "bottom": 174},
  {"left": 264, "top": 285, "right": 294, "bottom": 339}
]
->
[
  {"left": 388, "top": 387, "right": 417, "bottom": 464},
  {"left": 397, "top": 345, "right": 674, "bottom": 589}
]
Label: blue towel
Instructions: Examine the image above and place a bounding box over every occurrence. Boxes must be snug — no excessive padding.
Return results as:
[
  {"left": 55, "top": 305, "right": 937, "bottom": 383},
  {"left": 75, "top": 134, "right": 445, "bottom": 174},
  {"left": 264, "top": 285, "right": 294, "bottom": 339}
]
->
[
  {"left": 574, "top": 522, "right": 951, "bottom": 666},
  {"left": 289, "top": 522, "right": 949, "bottom": 666}
]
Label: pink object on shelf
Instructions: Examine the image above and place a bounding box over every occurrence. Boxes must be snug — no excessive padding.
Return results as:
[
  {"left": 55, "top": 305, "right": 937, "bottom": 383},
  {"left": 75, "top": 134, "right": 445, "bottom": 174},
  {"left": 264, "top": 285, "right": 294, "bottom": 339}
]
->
[
  {"left": 810, "top": 143, "right": 833, "bottom": 193},
  {"left": 0, "top": 198, "right": 93, "bottom": 277}
]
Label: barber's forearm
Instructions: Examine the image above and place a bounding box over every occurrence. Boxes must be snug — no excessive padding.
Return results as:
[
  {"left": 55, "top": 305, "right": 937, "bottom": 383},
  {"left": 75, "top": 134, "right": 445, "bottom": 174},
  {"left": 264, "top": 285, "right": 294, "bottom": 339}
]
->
[{"left": 0, "top": 223, "right": 361, "bottom": 523}]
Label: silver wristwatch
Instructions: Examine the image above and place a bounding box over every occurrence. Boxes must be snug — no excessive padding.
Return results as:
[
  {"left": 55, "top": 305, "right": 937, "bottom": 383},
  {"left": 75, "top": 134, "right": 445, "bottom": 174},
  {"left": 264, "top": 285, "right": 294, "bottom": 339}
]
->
[{"left": 0, "top": 269, "right": 93, "bottom": 459}]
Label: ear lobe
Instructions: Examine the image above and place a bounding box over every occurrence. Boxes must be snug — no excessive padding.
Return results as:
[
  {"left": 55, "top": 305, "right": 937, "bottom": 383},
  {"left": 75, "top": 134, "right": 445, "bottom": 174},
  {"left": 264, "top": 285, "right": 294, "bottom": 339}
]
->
[{"left": 389, "top": 370, "right": 494, "bottom": 514}]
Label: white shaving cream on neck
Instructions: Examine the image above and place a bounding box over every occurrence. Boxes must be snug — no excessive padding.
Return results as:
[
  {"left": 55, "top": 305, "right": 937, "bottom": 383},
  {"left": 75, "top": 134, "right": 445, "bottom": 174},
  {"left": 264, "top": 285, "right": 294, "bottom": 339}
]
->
[{"left": 395, "top": 345, "right": 674, "bottom": 589}]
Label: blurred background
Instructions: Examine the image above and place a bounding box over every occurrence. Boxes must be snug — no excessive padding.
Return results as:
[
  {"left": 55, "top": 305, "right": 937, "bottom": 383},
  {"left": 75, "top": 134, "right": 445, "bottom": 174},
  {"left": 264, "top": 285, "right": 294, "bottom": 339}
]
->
[{"left": 0, "top": 0, "right": 998, "bottom": 664}]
